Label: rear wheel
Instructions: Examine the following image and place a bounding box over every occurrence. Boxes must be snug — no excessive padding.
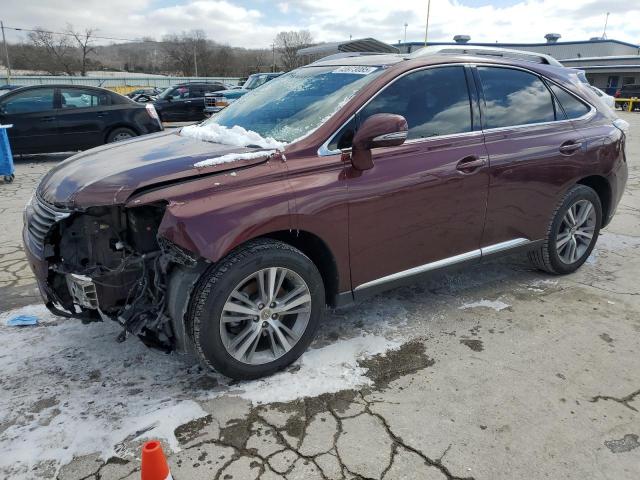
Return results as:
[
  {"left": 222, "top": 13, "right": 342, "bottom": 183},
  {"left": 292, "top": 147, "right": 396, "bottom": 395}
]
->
[
  {"left": 529, "top": 185, "right": 602, "bottom": 274},
  {"left": 106, "top": 127, "right": 136, "bottom": 143},
  {"left": 188, "top": 239, "right": 325, "bottom": 379}
]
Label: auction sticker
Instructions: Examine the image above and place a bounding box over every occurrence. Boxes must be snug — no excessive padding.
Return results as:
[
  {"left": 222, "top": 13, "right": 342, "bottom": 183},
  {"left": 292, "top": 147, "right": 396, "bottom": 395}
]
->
[{"left": 331, "top": 66, "right": 378, "bottom": 75}]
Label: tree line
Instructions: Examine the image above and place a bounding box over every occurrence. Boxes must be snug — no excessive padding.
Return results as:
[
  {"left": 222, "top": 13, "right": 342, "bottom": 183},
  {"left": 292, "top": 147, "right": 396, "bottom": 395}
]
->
[{"left": 3, "top": 27, "right": 315, "bottom": 77}]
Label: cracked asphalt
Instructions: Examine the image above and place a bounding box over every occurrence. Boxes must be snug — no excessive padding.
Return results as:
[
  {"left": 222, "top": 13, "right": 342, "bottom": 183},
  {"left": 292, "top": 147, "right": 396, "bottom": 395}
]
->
[{"left": 1, "top": 114, "right": 639, "bottom": 479}]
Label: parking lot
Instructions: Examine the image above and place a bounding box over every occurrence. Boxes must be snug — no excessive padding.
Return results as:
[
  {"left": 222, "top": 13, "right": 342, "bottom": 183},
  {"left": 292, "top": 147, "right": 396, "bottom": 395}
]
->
[{"left": 1, "top": 113, "right": 639, "bottom": 479}]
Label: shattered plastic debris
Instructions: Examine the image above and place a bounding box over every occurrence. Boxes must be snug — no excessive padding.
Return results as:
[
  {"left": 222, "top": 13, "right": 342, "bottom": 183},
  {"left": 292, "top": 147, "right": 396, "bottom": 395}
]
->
[
  {"left": 181, "top": 123, "right": 286, "bottom": 150},
  {"left": 6, "top": 315, "right": 39, "bottom": 326},
  {"left": 194, "top": 150, "right": 275, "bottom": 169}
]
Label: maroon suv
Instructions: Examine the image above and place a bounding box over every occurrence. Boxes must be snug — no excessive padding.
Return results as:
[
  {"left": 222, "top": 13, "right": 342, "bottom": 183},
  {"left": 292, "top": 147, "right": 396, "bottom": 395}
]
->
[{"left": 23, "top": 51, "right": 628, "bottom": 379}]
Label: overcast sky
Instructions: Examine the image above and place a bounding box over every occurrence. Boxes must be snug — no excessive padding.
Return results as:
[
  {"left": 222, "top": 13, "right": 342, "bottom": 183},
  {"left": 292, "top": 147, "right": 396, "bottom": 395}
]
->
[{"left": 1, "top": 0, "right": 638, "bottom": 49}]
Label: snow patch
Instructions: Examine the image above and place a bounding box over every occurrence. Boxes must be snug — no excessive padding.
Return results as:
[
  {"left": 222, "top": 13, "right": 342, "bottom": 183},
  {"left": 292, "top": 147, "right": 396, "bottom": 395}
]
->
[
  {"left": 181, "top": 123, "right": 286, "bottom": 150},
  {"left": 194, "top": 150, "right": 275, "bottom": 169},
  {"left": 459, "top": 299, "right": 511, "bottom": 311},
  {"left": 231, "top": 335, "right": 401, "bottom": 404}
]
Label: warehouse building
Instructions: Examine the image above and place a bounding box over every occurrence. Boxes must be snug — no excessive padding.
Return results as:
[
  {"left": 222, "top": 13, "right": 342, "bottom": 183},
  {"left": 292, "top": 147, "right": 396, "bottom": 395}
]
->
[{"left": 396, "top": 35, "right": 640, "bottom": 94}]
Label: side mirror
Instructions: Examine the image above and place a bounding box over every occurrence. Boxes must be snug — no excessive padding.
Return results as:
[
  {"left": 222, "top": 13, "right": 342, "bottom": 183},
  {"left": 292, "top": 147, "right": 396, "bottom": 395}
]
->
[{"left": 350, "top": 113, "right": 408, "bottom": 171}]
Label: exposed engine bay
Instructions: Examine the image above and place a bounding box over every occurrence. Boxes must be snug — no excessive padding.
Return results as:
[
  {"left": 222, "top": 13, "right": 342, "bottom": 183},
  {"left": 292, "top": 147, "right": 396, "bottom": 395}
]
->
[{"left": 38, "top": 201, "right": 204, "bottom": 351}]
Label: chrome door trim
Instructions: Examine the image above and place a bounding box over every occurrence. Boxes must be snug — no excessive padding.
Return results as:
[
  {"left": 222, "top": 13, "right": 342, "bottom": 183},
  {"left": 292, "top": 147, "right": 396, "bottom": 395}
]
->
[
  {"left": 353, "top": 238, "right": 531, "bottom": 292},
  {"left": 480, "top": 238, "right": 530, "bottom": 255}
]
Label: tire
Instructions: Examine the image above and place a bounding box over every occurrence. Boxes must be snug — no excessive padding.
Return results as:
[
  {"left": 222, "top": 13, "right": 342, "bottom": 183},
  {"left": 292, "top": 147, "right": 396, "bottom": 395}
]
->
[
  {"left": 188, "top": 239, "right": 325, "bottom": 380},
  {"left": 3, "top": 174, "right": 14, "bottom": 183},
  {"left": 528, "top": 185, "right": 602, "bottom": 274},
  {"left": 106, "top": 127, "right": 136, "bottom": 143}
]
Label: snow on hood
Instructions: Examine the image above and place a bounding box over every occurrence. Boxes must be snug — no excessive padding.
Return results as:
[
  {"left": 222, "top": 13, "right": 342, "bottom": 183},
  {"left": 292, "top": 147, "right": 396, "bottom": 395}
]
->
[
  {"left": 194, "top": 150, "right": 276, "bottom": 169},
  {"left": 181, "top": 122, "right": 286, "bottom": 150}
]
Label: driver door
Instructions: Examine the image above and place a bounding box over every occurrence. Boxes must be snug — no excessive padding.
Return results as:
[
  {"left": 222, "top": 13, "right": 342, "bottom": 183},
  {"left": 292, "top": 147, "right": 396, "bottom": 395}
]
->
[{"left": 343, "top": 66, "right": 490, "bottom": 295}]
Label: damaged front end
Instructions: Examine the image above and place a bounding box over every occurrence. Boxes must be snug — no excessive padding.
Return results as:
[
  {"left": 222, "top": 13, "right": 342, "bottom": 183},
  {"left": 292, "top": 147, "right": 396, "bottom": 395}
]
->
[{"left": 24, "top": 195, "right": 204, "bottom": 351}]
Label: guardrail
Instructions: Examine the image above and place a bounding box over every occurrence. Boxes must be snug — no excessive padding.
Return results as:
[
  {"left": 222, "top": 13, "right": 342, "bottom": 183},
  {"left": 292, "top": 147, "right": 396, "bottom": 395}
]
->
[{"left": 615, "top": 97, "right": 639, "bottom": 112}]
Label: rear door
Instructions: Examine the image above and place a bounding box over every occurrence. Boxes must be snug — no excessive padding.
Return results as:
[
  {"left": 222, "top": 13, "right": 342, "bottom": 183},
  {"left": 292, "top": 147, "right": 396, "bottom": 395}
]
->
[
  {"left": 0, "top": 87, "right": 58, "bottom": 154},
  {"left": 345, "top": 65, "right": 490, "bottom": 294},
  {"left": 163, "top": 86, "right": 191, "bottom": 121},
  {"left": 187, "top": 85, "right": 206, "bottom": 120},
  {"left": 56, "top": 87, "right": 112, "bottom": 150},
  {"left": 475, "top": 65, "right": 589, "bottom": 248}
]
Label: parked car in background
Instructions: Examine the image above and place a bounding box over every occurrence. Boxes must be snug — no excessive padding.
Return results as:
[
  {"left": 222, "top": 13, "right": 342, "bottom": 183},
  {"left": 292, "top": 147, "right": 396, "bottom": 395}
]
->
[
  {"left": 127, "top": 87, "right": 163, "bottom": 103},
  {"left": 24, "top": 50, "right": 627, "bottom": 379},
  {"left": 0, "top": 85, "right": 163, "bottom": 154},
  {"left": 615, "top": 84, "right": 640, "bottom": 111},
  {"left": 588, "top": 85, "right": 615, "bottom": 110},
  {"left": 0, "top": 84, "right": 20, "bottom": 96},
  {"left": 204, "top": 73, "right": 282, "bottom": 114},
  {"left": 153, "top": 82, "right": 227, "bottom": 122}
]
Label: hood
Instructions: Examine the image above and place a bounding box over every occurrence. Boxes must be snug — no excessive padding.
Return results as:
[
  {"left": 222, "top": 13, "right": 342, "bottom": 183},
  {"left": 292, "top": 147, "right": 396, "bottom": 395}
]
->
[
  {"left": 219, "top": 89, "right": 248, "bottom": 99},
  {"left": 38, "top": 130, "right": 272, "bottom": 208}
]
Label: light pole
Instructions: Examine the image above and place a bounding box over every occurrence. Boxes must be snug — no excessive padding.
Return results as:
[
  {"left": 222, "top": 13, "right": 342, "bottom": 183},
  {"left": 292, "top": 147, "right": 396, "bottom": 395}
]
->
[
  {"left": 193, "top": 45, "right": 198, "bottom": 77},
  {"left": 424, "top": 0, "right": 431, "bottom": 46},
  {"left": 404, "top": 23, "right": 408, "bottom": 43},
  {"left": 1, "top": 21, "right": 11, "bottom": 84}
]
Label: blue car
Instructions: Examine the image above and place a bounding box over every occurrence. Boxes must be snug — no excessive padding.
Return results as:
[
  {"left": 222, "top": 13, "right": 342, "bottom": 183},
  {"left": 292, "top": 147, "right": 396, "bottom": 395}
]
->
[{"left": 204, "top": 73, "right": 282, "bottom": 114}]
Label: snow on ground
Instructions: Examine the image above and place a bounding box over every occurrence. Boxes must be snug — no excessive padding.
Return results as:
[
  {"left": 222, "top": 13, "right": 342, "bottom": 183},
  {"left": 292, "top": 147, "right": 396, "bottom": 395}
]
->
[
  {"left": 458, "top": 299, "right": 511, "bottom": 311},
  {"left": 193, "top": 150, "right": 275, "bottom": 168},
  {"left": 0, "top": 304, "right": 403, "bottom": 478},
  {"left": 181, "top": 123, "right": 286, "bottom": 150}
]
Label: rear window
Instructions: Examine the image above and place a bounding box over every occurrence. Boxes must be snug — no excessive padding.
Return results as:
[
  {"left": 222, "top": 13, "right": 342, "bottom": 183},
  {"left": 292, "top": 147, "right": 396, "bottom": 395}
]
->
[
  {"left": 549, "top": 84, "right": 591, "bottom": 119},
  {"left": 478, "top": 67, "right": 555, "bottom": 129}
]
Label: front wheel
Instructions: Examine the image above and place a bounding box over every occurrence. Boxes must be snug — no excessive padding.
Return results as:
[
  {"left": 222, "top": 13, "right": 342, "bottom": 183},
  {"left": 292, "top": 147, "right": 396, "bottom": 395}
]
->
[
  {"left": 529, "top": 185, "right": 602, "bottom": 274},
  {"left": 106, "top": 127, "right": 136, "bottom": 143},
  {"left": 188, "top": 239, "right": 325, "bottom": 380}
]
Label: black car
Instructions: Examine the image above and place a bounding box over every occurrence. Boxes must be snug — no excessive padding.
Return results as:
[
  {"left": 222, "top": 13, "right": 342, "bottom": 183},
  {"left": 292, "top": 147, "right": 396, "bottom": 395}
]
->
[
  {"left": 0, "top": 85, "right": 163, "bottom": 154},
  {"left": 153, "top": 82, "right": 227, "bottom": 122}
]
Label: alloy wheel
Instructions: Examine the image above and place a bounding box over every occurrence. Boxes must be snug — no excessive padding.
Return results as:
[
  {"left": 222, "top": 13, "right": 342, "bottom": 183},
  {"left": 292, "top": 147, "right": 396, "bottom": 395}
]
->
[
  {"left": 556, "top": 199, "right": 597, "bottom": 264},
  {"left": 111, "top": 132, "right": 133, "bottom": 142},
  {"left": 219, "top": 267, "right": 312, "bottom": 365}
]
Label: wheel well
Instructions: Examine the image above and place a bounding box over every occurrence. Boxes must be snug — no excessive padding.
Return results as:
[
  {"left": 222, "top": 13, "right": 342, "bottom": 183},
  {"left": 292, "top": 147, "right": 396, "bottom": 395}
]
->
[
  {"left": 105, "top": 124, "right": 139, "bottom": 143},
  {"left": 577, "top": 175, "right": 612, "bottom": 225},
  {"left": 261, "top": 230, "right": 339, "bottom": 307}
]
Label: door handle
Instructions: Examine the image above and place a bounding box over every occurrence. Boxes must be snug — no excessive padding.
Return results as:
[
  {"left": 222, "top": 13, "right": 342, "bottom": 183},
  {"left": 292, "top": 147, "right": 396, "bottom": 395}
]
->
[
  {"left": 456, "top": 155, "right": 487, "bottom": 173},
  {"left": 96, "top": 111, "right": 109, "bottom": 117},
  {"left": 559, "top": 141, "right": 583, "bottom": 155},
  {"left": 41, "top": 116, "right": 56, "bottom": 122},
  {"left": 184, "top": 100, "right": 192, "bottom": 104}
]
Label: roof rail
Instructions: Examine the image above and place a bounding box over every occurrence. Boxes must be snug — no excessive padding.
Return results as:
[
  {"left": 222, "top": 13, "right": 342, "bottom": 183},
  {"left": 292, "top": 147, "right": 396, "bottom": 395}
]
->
[
  {"left": 409, "top": 45, "right": 563, "bottom": 67},
  {"left": 308, "top": 51, "right": 391, "bottom": 65}
]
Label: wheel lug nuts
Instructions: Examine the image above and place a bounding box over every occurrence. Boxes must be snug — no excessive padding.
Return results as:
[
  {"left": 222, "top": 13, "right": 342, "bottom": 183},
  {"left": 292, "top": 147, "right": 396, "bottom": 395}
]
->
[
  {"left": 262, "top": 321, "right": 268, "bottom": 328},
  {"left": 270, "top": 302, "right": 276, "bottom": 308},
  {"left": 271, "top": 313, "right": 278, "bottom": 319},
  {"left": 258, "top": 303, "right": 264, "bottom": 309}
]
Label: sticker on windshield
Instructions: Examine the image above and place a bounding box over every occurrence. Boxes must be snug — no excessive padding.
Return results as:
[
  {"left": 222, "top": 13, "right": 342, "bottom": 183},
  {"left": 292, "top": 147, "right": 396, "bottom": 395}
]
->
[{"left": 331, "top": 66, "right": 378, "bottom": 75}]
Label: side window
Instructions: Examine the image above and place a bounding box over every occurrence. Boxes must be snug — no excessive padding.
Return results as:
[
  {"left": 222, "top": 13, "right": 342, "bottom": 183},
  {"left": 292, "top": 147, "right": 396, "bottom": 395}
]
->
[
  {"left": 0, "top": 88, "right": 55, "bottom": 114},
  {"left": 549, "top": 84, "right": 591, "bottom": 119},
  {"left": 359, "top": 66, "right": 472, "bottom": 140},
  {"left": 60, "top": 88, "right": 110, "bottom": 108},
  {"left": 477, "top": 67, "right": 555, "bottom": 128},
  {"left": 328, "top": 117, "right": 356, "bottom": 151},
  {"left": 189, "top": 86, "right": 205, "bottom": 98},
  {"left": 174, "top": 86, "right": 190, "bottom": 99}
]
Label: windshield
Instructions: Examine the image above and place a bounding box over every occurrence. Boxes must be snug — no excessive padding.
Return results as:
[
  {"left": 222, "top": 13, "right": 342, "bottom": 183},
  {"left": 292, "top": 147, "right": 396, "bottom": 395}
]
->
[
  {"left": 243, "top": 74, "right": 272, "bottom": 90},
  {"left": 205, "top": 66, "right": 384, "bottom": 143}
]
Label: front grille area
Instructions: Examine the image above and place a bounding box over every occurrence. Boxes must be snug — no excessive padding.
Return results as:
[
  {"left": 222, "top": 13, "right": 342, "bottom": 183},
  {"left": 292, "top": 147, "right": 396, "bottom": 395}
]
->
[
  {"left": 205, "top": 96, "right": 217, "bottom": 107},
  {"left": 27, "top": 196, "right": 70, "bottom": 255}
]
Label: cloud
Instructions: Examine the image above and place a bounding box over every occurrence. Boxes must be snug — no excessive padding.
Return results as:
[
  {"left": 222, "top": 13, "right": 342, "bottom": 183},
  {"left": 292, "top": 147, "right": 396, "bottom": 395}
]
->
[{"left": 1, "top": 0, "right": 639, "bottom": 48}]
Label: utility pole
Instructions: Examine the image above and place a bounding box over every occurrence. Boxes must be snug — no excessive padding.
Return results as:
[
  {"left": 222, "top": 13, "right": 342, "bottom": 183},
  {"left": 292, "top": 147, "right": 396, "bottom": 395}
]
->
[
  {"left": 602, "top": 12, "right": 610, "bottom": 39},
  {"left": 424, "top": 0, "right": 431, "bottom": 46},
  {"left": 404, "top": 23, "right": 408, "bottom": 43},
  {"left": 1, "top": 21, "right": 11, "bottom": 84},
  {"left": 271, "top": 43, "right": 276, "bottom": 73},
  {"left": 193, "top": 45, "right": 198, "bottom": 77}
]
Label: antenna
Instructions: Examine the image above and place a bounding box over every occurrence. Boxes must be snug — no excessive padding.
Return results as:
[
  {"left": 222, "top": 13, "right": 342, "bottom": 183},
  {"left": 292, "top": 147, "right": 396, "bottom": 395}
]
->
[{"left": 602, "top": 12, "right": 610, "bottom": 39}]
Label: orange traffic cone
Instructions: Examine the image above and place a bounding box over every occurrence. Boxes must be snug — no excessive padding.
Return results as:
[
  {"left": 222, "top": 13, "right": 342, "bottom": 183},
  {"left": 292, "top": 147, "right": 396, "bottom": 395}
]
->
[{"left": 141, "top": 440, "right": 173, "bottom": 480}]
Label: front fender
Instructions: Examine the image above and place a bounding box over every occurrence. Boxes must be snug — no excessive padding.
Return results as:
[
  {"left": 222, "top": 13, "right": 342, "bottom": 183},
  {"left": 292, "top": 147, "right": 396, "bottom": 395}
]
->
[{"left": 127, "top": 159, "right": 294, "bottom": 263}]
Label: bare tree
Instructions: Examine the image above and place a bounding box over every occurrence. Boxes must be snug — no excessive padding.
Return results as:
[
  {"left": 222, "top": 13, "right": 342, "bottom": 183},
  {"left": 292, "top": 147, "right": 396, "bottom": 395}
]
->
[
  {"left": 28, "top": 28, "right": 78, "bottom": 75},
  {"left": 66, "top": 25, "right": 97, "bottom": 76},
  {"left": 162, "top": 30, "right": 209, "bottom": 76},
  {"left": 274, "top": 30, "right": 313, "bottom": 71}
]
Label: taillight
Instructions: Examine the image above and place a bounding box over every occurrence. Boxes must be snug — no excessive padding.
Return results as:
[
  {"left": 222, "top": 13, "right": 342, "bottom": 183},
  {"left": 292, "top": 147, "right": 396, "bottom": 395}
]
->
[{"left": 145, "top": 104, "right": 162, "bottom": 127}]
